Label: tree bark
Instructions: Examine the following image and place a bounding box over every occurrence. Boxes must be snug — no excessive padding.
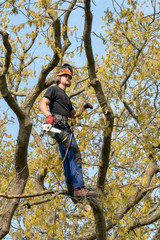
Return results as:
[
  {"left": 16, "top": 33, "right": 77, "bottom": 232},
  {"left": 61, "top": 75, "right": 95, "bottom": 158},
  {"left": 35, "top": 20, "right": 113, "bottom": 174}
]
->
[
  {"left": 83, "top": 1, "right": 113, "bottom": 239},
  {"left": 0, "top": 119, "right": 31, "bottom": 238},
  {"left": 83, "top": 0, "right": 114, "bottom": 195}
]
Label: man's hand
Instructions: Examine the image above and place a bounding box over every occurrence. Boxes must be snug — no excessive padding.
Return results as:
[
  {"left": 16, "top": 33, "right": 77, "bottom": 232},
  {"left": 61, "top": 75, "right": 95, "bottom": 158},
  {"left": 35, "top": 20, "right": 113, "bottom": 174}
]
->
[
  {"left": 71, "top": 103, "right": 93, "bottom": 119},
  {"left": 46, "top": 115, "right": 55, "bottom": 124},
  {"left": 83, "top": 103, "right": 93, "bottom": 109}
]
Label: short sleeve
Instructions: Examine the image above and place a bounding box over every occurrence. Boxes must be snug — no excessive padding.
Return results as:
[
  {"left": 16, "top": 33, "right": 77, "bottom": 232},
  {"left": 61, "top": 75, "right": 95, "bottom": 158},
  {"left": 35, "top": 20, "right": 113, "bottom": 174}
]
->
[{"left": 44, "top": 86, "right": 55, "bottom": 101}]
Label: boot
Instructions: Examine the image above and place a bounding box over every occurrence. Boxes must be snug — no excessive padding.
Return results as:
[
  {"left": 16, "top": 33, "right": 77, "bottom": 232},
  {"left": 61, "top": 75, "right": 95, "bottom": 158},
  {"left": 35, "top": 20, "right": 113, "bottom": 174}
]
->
[{"left": 74, "top": 188, "right": 97, "bottom": 199}]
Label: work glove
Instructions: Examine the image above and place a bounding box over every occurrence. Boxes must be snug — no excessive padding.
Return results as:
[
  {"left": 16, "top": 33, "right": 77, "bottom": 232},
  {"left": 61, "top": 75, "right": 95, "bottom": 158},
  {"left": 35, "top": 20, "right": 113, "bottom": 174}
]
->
[
  {"left": 83, "top": 102, "right": 93, "bottom": 109},
  {"left": 46, "top": 115, "right": 56, "bottom": 124}
]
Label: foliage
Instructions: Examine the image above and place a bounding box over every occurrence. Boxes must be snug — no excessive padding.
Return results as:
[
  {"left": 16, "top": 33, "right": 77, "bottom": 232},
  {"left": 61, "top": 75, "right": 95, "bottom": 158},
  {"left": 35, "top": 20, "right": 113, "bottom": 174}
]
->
[{"left": 0, "top": 0, "right": 159, "bottom": 240}]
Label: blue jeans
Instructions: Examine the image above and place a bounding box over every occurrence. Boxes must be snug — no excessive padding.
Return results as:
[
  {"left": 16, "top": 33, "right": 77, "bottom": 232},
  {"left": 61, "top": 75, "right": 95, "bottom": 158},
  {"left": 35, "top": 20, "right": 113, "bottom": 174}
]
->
[{"left": 59, "top": 133, "right": 85, "bottom": 189}]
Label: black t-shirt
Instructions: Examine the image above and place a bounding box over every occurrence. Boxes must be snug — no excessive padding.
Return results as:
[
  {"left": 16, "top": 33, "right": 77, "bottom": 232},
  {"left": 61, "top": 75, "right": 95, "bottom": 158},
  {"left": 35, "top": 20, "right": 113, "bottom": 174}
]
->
[{"left": 44, "top": 86, "right": 74, "bottom": 117}]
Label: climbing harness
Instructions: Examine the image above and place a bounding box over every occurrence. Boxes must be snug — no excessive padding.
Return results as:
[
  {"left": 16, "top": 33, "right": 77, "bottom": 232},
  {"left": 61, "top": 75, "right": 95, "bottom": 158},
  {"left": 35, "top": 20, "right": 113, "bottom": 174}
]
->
[{"left": 40, "top": 122, "right": 73, "bottom": 165}]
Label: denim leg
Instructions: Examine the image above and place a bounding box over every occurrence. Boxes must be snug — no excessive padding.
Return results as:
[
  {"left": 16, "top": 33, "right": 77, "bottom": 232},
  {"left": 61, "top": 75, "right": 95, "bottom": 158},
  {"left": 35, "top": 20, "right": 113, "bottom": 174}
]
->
[
  {"left": 59, "top": 143, "right": 72, "bottom": 184},
  {"left": 59, "top": 134, "right": 85, "bottom": 189}
]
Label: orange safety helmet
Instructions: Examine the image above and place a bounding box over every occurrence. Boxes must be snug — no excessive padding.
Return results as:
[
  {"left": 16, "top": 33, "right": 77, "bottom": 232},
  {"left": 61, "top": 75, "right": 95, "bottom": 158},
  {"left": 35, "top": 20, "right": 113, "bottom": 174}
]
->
[{"left": 56, "top": 68, "right": 72, "bottom": 79}]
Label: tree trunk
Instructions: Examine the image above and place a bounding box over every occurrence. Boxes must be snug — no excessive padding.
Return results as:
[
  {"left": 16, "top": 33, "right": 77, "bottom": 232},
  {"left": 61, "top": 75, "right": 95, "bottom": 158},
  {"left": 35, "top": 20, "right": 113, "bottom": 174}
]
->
[{"left": 0, "top": 119, "right": 31, "bottom": 238}]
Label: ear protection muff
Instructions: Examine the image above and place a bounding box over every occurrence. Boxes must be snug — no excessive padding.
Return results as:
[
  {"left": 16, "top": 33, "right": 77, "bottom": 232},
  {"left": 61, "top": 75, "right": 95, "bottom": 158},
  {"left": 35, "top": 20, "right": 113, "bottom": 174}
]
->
[{"left": 55, "top": 76, "right": 61, "bottom": 85}]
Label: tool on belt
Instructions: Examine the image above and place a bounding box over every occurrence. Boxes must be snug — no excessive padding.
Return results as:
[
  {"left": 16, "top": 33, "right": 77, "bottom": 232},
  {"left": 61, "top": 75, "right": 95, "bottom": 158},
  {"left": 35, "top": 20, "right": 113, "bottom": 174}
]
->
[
  {"left": 40, "top": 122, "right": 62, "bottom": 138},
  {"left": 40, "top": 121, "right": 73, "bottom": 165}
]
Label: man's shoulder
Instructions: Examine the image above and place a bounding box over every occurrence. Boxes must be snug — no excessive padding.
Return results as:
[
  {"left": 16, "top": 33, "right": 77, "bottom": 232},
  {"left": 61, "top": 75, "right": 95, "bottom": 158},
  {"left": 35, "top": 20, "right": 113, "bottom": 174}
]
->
[
  {"left": 44, "top": 85, "right": 57, "bottom": 98},
  {"left": 46, "top": 85, "right": 58, "bottom": 92},
  {"left": 48, "top": 85, "right": 57, "bottom": 90}
]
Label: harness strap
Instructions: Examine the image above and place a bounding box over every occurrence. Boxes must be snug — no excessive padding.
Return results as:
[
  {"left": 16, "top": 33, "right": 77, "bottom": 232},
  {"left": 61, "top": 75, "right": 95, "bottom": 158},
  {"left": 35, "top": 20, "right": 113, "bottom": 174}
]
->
[{"left": 53, "top": 114, "right": 68, "bottom": 125}]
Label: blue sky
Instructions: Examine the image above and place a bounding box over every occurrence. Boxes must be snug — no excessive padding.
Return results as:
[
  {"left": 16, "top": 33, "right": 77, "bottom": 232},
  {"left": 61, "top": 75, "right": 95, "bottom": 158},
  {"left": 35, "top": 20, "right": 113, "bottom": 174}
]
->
[{"left": 1, "top": 1, "right": 158, "bottom": 239}]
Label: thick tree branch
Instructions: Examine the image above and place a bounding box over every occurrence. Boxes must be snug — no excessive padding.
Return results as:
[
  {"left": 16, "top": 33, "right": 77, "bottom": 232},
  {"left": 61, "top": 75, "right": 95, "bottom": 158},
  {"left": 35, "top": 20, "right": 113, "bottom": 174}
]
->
[
  {"left": 83, "top": 1, "right": 113, "bottom": 239},
  {"left": 62, "top": 0, "right": 77, "bottom": 53},
  {"left": 83, "top": 0, "right": 114, "bottom": 196},
  {"left": 0, "top": 119, "right": 32, "bottom": 239},
  {"left": 0, "top": 30, "right": 12, "bottom": 73},
  {"left": 97, "top": 127, "right": 112, "bottom": 193},
  {"left": 0, "top": 30, "right": 25, "bottom": 120},
  {"left": 22, "top": 18, "right": 61, "bottom": 112},
  {"left": 0, "top": 30, "right": 34, "bottom": 239},
  {"left": 129, "top": 209, "right": 160, "bottom": 231},
  {"left": 88, "top": 198, "right": 106, "bottom": 240},
  {"left": 114, "top": 183, "right": 160, "bottom": 221},
  {"left": 83, "top": 0, "right": 96, "bottom": 79},
  {"left": 78, "top": 179, "right": 160, "bottom": 239}
]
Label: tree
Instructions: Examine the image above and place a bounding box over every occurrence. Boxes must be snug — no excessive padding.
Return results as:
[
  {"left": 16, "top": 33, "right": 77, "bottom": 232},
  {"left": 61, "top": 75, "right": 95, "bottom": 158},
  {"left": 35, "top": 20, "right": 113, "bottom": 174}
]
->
[{"left": 0, "top": 0, "right": 159, "bottom": 239}]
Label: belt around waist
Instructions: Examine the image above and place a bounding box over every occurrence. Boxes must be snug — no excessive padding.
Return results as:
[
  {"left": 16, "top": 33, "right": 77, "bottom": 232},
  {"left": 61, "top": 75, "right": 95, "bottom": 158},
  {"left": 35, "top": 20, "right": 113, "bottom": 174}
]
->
[{"left": 53, "top": 114, "right": 68, "bottom": 121}]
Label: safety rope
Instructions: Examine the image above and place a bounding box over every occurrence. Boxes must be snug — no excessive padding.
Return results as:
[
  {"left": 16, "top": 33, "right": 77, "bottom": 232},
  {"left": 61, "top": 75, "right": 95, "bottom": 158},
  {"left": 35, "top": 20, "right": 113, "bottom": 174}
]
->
[{"left": 61, "top": 131, "right": 73, "bottom": 166}]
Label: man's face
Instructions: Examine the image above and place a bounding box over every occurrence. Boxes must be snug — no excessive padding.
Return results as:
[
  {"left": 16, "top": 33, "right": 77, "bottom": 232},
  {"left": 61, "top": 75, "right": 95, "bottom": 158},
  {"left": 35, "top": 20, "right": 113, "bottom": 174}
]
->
[{"left": 60, "top": 74, "right": 71, "bottom": 87}]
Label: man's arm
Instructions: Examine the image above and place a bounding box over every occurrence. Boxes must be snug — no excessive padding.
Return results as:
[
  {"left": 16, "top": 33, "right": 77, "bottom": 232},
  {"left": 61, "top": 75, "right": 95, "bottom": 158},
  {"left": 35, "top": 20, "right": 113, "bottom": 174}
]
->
[
  {"left": 40, "top": 97, "right": 56, "bottom": 124},
  {"left": 40, "top": 97, "right": 51, "bottom": 117},
  {"left": 70, "top": 103, "right": 93, "bottom": 119},
  {"left": 70, "top": 107, "right": 85, "bottom": 119}
]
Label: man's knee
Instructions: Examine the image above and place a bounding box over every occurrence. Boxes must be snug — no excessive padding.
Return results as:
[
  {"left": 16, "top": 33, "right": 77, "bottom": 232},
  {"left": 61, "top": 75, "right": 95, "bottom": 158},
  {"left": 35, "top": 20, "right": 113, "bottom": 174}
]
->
[{"left": 72, "top": 145, "right": 82, "bottom": 164}]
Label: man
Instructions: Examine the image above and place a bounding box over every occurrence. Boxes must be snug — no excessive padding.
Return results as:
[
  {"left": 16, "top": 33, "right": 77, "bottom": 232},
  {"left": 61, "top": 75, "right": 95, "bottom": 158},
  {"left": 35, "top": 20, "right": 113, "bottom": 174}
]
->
[{"left": 40, "top": 64, "right": 97, "bottom": 200}]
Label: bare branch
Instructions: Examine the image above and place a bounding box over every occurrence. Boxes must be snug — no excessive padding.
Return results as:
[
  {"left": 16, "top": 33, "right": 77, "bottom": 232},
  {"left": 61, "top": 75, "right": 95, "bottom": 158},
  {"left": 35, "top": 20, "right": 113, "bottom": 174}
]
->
[
  {"left": 69, "top": 86, "right": 86, "bottom": 98},
  {"left": 122, "top": 32, "right": 140, "bottom": 51},
  {"left": 122, "top": 99, "right": 139, "bottom": 123},
  {"left": 24, "top": 56, "right": 39, "bottom": 68},
  {"left": 22, "top": 198, "right": 52, "bottom": 208},
  {"left": 24, "top": 27, "right": 39, "bottom": 54},
  {"left": 129, "top": 209, "right": 160, "bottom": 231},
  {"left": 10, "top": 90, "right": 27, "bottom": 97},
  {"left": 120, "top": 39, "right": 147, "bottom": 89},
  {"left": 0, "top": 1, "right": 7, "bottom": 7},
  {"left": 0, "top": 190, "right": 65, "bottom": 199}
]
